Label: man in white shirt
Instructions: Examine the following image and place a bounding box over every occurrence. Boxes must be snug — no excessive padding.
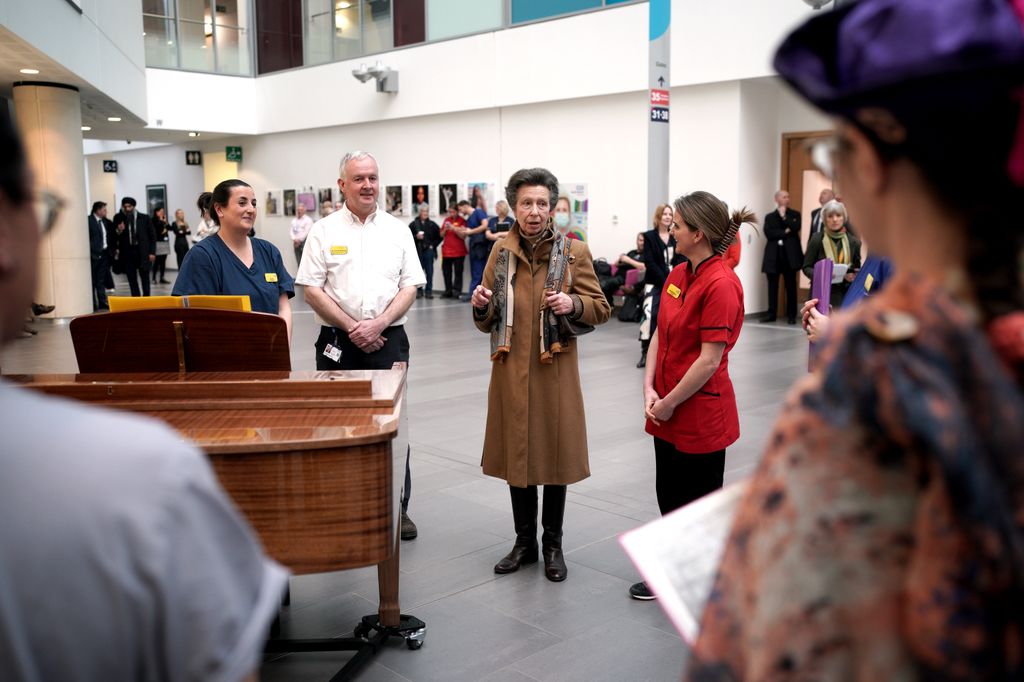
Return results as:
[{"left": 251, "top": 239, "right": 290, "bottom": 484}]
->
[
  {"left": 289, "top": 202, "right": 314, "bottom": 269},
  {"left": 296, "top": 150, "right": 426, "bottom": 540},
  {"left": 0, "top": 110, "right": 287, "bottom": 682}
]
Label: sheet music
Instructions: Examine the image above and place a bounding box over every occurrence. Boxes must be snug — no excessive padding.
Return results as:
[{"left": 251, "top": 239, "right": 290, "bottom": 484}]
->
[
  {"left": 831, "top": 263, "right": 849, "bottom": 284},
  {"left": 619, "top": 480, "right": 748, "bottom": 644}
]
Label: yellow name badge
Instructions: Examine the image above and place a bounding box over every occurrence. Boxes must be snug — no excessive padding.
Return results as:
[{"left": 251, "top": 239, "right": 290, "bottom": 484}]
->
[
  {"left": 330, "top": 245, "right": 348, "bottom": 255},
  {"left": 265, "top": 273, "right": 278, "bottom": 283},
  {"left": 864, "top": 273, "right": 874, "bottom": 292},
  {"left": 666, "top": 283, "right": 681, "bottom": 299}
]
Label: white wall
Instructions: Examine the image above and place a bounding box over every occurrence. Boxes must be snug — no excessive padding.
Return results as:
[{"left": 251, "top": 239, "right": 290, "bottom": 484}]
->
[{"left": 0, "top": 0, "right": 147, "bottom": 119}]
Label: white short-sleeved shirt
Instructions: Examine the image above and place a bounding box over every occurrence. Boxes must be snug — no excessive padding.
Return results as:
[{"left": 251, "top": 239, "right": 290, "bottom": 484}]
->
[
  {"left": 295, "top": 202, "right": 426, "bottom": 327},
  {"left": 0, "top": 381, "right": 289, "bottom": 682}
]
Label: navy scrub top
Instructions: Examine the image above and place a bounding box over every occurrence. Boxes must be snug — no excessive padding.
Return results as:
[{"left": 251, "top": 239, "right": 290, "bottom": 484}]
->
[{"left": 172, "top": 234, "right": 295, "bottom": 314}]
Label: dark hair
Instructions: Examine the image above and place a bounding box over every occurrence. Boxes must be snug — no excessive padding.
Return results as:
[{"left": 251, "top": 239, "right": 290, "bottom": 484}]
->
[
  {"left": 91, "top": 201, "right": 107, "bottom": 214},
  {"left": 849, "top": 89, "right": 1024, "bottom": 324},
  {"left": 456, "top": 200, "right": 471, "bottom": 208},
  {"left": 204, "top": 179, "right": 251, "bottom": 226},
  {"left": 121, "top": 197, "right": 137, "bottom": 208},
  {"left": 673, "top": 191, "right": 757, "bottom": 256},
  {"left": 196, "top": 191, "right": 212, "bottom": 216},
  {"left": 0, "top": 109, "right": 28, "bottom": 205},
  {"left": 504, "top": 168, "right": 559, "bottom": 210}
]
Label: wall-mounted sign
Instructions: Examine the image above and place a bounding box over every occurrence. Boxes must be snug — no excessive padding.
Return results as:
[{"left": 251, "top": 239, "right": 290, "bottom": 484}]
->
[
  {"left": 102, "top": 160, "right": 117, "bottom": 173},
  {"left": 185, "top": 150, "right": 203, "bottom": 166},
  {"left": 226, "top": 146, "right": 242, "bottom": 162}
]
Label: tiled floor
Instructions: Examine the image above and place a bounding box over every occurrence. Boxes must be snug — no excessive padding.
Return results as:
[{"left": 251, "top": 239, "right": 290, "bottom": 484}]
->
[{"left": 1, "top": 272, "right": 809, "bottom": 681}]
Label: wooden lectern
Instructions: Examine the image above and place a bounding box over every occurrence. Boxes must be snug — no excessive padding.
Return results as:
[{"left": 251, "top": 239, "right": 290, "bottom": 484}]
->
[{"left": 15, "top": 308, "right": 425, "bottom": 679}]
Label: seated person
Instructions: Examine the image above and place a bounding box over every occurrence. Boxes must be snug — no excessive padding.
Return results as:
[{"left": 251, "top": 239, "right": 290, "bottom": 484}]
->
[
  {"left": 600, "top": 231, "right": 646, "bottom": 305},
  {"left": 801, "top": 199, "right": 861, "bottom": 306},
  {"left": 0, "top": 110, "right": 287, "bottom": 682},
  {"left": 173, "top": 180, "right": 295, "bottom": 341}
]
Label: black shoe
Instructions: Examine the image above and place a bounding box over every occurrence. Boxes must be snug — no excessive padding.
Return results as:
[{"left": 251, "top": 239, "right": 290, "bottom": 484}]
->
[
  {"left": 541, "top": 485, "right": 567, "bottom": 582},
  {"left": 787, "top": 317, "right": 797, "bottom": 325},
  {"left": 762, "top": 315, "right": 777, "bottom": 323},
  {"left": 636, "top": 352, "right": 647, "bottom": 368},
  {"left": 629, "top": 581, "right": 657, "bottom": 600},
  {"left": 542, "top": 544, "right": 567, "bottom": 582},
  {"left": 31, "top": 303, "right": 54, "bottom": 316},
  {"left": 425, "top": 293, "right": 434, "bottom": 299},
  {"left": 416, "top": 289, "right": 424, "bottom": 299},
  {"left": 400, "top": 512, "right": 418, "bottom": 540},
  {"left": 494, "top": 542, "right": 539, "bottom": 574},
  {"left": 160, "top": 279, "right": 170, "bottom": 284}
]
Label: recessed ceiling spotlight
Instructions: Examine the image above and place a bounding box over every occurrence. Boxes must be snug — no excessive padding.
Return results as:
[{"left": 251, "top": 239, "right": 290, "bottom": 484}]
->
[
  {"left": 107, "top": 117, "right": 121, "bottom": 122},
  {"left": 19, "top": 68, "right": 39, "bottom": 75},
  {"left": 188, "top": 131, "right": 200, "bottom": 137},
  {"left": 81, "top": 126, "right": 92, "bottom": 131}
]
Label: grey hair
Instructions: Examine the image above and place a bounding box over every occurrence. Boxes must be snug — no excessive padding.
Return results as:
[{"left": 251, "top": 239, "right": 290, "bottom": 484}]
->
[
  {"left": 418, "top": 203, "right": 429, "bottom": 212},
  {"left": 821, "top": 199, "right": 847, "bottom": 221},
  {"left": 504, "top": 168, "right": 559, "bottom": 210},
  {"left": 339, "top": 151, "right": 377, "bottom": 179}
]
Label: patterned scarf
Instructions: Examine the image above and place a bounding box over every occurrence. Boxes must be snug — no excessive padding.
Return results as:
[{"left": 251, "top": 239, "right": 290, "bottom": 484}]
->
[
  {"left": 489, "top": 226, "right": 573, "bottom": 364},
  {"left": 821, "top": 229, "right": 851, "bottom": 264}
]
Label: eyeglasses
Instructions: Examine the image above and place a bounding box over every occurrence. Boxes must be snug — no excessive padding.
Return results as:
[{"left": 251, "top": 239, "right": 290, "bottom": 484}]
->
[
  {"left": 33, "top": 190, "right": 65, "bottom": 235},
  {"left": 808, "top": 135, "right": 853, "bottom": 182}
]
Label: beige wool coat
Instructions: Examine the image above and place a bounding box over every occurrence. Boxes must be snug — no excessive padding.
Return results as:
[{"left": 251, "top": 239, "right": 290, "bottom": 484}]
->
[{"left": 473, "top": 226, "right": 611, "bottom": 488}]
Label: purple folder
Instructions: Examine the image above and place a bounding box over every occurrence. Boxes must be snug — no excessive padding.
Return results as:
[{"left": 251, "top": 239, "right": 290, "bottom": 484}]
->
[{"left": 808, "top": 259, "right": 833, "bottom": 370}]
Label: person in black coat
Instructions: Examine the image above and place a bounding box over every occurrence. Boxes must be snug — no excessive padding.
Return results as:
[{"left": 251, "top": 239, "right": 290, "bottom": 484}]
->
[
  {"left": 112, "top": 197, "right": 156, "bottom": 297},
  {"left": 87, "top": 201, "right": 115, "bottom": 310},
  {"left": 760, "top": 189, "right": 803, "bottom": 323},
  {"left": 409, "top": 203, "right": 442, "bottom": 298},
  {"left": 638, "top": 203, "right": 686, "bottom": 367}
]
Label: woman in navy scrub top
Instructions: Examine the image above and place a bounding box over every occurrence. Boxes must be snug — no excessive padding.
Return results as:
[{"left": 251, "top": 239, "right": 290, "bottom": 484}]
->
[
  {"left": 173, "top": 179, "right": 295, "bottom": 341},
  {"left": 629, "top": 191, "right": 756, "bottom": 601}
]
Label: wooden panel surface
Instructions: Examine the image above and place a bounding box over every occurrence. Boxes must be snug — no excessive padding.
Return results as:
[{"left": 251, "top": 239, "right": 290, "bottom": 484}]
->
[{"left": 209, "top": 442, "right": 394, "bottom": 574}]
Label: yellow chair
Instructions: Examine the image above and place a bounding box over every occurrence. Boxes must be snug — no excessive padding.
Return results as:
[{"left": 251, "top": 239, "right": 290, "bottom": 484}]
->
[{"left": 108, "top": 295, "right": 251, "bottom": 313}]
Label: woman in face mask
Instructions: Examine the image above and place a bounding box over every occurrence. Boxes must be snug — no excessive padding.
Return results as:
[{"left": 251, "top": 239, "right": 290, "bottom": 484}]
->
[{"left": 552, "top": 196, "right": 575, "bottom": 239}]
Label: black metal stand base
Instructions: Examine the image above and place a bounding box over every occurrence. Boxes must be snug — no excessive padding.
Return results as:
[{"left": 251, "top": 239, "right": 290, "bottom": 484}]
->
[{"left": 264, "top": 613, "right": 426, "bottom": 681}]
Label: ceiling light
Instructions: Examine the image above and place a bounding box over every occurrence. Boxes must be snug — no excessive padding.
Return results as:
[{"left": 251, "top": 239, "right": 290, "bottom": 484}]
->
[
  {"left": 337, "top": 1, "right": 352, "bottom": 8},
  {"left": 107, "top": 117, "right": 121, "bottom": 122},
  {"left": 81, "top": 126, "right": 91, "bottom": 131},
  {"left": 19, "top": 68, "right": 39, "bottom": 75},
  {"left": 188, "top": 131, "right": 200, "bottom": 137}
]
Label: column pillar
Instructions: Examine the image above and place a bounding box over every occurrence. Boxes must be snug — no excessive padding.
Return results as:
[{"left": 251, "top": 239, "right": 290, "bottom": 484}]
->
[
  {"left": 13, "top": 82, "right": 90, "bottom": 318},
  {"left": 647, "top": 0, "right": 671, "bottom": 216}
]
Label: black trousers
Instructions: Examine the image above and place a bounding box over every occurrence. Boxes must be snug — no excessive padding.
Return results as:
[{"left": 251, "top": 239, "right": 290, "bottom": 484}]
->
[
  {"left": 315, "top": 324, "right": 413, "bottom": 513},
  {"left": 442, "top": 256, "right": 464, "bottom": 296},
  {"left": 765, "top": 267, "right": 798, "bottom": 320},
  {"left": 653, "top": 437, "right": 726, "bottom": 515},
  {"left": 91, "top": 255, "right": 109, "bottom": 311},
  {"left": 153, "top": 254, "right": 168, "bottom": 281},
  {"left": 123, "top": 255, "right": 151, "bottom": 297},
  {"left": 174, "top": 238, "right": 189, "bottom": 270}
]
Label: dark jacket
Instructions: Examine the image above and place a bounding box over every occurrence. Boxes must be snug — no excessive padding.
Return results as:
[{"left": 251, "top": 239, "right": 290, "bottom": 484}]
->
[
  {"left": 88, "top": 215, "right": 115, "bottom": 259},
  {"left": 761, "top": 208, "right": 803, "bottom": 273},
  {"left": 809, "top": 207, "right": 824, "bottom": 237},
  {"left": 409, "top": 217, "right": 442, "bottom": 252},
  {"left": 112, "top": 210, "right": 157, "bottom": 271},
  {"left": 641, "top": 229, "right": 686, "bottom": 291},
  {"left": 802, "top": 229, "right": 862, "bottom": 305}
]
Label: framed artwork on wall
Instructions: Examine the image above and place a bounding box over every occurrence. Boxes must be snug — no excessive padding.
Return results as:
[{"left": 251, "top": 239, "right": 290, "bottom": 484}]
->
[
  {"left": 145, "top": 184, "right": 167, "bottom": 217},
  {"left": 283, "top": 189, "right": 296, "bottom": 216}
]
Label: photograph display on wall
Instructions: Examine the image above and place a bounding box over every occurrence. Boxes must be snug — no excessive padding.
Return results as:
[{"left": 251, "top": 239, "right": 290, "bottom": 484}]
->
[
  {"left": 411, "top": 184, "right": 429, "bottom": 216},
  {"left": 558, "top": 182, "right": 589, "bottom": 241},
  {"left": 145, "top": 184, "right": 167, "bottom": 217},
  {"left": 297, "top": 191, "right": 316, "bottom": 213},
  {"left": 318, "top": 188, "right": 335, "bottom": 217},
  {"left": 283, "top": 189, "right": 296, "bottom": 216},
  {"left": 467, "top": 182, "right": 494, "bottom": 213},
  {"left": 385, "top": 185, "right": 404, "bottom": 215},
  {"left": 438, "top": 183, "right": 457, "bottom": 214},
  {"left": 265, "top": 190, "right": 282, "bottom": 216}
]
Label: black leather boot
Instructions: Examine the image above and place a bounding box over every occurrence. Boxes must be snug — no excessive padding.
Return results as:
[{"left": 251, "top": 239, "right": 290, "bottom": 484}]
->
[
  {"left": 494, "top": 485, "right": 538, "bottom": 574},
  {"left": 541, "top": 485, "right": 567, "bottom": 582}
]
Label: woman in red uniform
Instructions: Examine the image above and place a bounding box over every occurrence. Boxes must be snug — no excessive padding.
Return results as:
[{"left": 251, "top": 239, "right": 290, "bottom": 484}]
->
[{"left": 629, "top": 191, "right": 755, "bottom": 600}]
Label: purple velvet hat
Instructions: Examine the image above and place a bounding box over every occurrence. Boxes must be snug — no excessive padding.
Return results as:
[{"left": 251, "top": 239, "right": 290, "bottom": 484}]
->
[{"left": 774, "top": 0, "right": 1024, "bottom": 184}]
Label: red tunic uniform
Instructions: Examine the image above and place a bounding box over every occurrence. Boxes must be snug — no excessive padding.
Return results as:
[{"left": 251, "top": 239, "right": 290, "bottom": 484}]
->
[
  {"left": 441, "top": 216, "right": 468, "bottom": 258},
  {"left": 645, "top": 255, "right": 744, "bottom": 453}
]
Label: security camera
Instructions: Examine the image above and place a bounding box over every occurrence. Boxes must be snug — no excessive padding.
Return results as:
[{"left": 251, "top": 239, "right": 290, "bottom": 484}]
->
[
  {"left": 126, "top": 140, "right": 132, "bottom": 144},
  {"left": 802, "top": 0, "right": 833, "bottom": 8},
  {"left": 351, "top": 64, "right": 373, "bottom": 83}
]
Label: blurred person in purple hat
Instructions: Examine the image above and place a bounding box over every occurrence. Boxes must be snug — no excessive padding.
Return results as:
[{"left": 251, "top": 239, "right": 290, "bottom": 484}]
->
[{"left": 686, "top": 1, "right": 1024, "bottom": 679}]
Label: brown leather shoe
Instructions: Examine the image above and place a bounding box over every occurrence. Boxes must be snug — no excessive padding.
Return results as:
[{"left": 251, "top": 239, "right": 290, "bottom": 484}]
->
[{"left": 494, "top": 542, "right": 538, "bottom": 574}]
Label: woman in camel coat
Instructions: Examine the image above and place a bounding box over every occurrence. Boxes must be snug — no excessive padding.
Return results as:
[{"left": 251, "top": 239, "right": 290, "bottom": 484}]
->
[{"left": 471, "top": 167, "right": 611, "bottom": 583}]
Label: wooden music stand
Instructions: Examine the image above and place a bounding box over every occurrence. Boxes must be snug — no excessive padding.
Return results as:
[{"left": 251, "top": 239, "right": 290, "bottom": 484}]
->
[{"left": 70, "top": 308, "right": 291, "bottom": 373}]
